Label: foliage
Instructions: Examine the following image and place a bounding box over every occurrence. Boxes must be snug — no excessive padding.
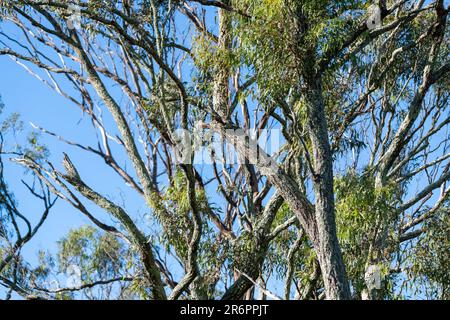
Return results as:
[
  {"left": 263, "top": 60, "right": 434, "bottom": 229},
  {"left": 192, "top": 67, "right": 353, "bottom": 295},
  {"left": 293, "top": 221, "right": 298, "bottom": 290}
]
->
[
  {"left": 408, "top": 211, "right": 450, "bottom": 299},
  {"left": 335, "top": 171, "right": 400, "bottom": 296},
  {"left": 0, "top": 0, "right": 448, "bottom": 301}
]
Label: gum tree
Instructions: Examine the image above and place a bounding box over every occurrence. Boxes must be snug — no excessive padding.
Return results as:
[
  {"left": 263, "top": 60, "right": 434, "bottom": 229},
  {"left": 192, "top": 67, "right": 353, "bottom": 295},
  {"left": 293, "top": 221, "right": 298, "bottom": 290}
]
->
[{"left": 0, "top": 0, "right": 448, "bottom": 300}]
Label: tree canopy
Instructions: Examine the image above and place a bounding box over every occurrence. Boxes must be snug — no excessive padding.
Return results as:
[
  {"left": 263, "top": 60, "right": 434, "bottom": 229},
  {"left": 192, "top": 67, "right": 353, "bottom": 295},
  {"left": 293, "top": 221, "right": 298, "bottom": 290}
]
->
[{"left": 0, "top": 0, "right": 448, "bottom": 300}]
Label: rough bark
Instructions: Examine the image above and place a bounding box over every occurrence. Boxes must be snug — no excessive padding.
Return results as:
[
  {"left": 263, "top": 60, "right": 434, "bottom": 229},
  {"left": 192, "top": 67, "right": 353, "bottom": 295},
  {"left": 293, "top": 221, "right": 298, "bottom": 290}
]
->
[
  {"left": 289, "top": 3, "right": 351, "bottom": 299},
  {"left": 213, "top": 123, "right": 350, "bottom": 299},
  {"left": 303, "top": 79, "right": 351, "bottom": 300},
  {"left": 212, "top": 0, "right": 232, "bottom": 121}
]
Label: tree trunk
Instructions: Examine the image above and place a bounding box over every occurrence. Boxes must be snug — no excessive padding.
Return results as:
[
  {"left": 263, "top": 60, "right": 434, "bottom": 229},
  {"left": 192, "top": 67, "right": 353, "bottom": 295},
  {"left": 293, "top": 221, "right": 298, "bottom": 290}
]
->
[
  {"left": 214, "top": 122, "right": 350, "bottom": 299},
  {"left": 304, "top": 78, "right": 351, "bottom": 300},
  {"left": 290, "top": 2, "right": 350, "bottom": 299},
  {"left": 213, "top": 1, "right": 232, "bottom": 121}
]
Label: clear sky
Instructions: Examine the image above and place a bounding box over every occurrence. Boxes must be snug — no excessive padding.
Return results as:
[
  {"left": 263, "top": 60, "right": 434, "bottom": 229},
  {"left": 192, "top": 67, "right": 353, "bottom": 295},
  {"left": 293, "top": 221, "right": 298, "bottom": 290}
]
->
[
  {"left": 0, "top": 8, "right": 286, "bottom": 298},
  {"left": 0, "top": 3, "right": 447, "bottom": 300},
  {"left": 0, "top": 30, "right": 152, "bottom": 285}
]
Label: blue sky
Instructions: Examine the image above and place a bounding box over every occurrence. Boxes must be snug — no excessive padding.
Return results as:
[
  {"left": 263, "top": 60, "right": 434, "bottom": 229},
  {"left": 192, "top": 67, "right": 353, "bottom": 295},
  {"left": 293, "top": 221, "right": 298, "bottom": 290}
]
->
[
  {"left": 0, "top": 3, "right": 447, "bottom": 300},
  {"left": 0, "top": 43, "right": 151, "bottom": 271},
  {"left": 0, "top": 8, "right": 287, "bottom": 297}
]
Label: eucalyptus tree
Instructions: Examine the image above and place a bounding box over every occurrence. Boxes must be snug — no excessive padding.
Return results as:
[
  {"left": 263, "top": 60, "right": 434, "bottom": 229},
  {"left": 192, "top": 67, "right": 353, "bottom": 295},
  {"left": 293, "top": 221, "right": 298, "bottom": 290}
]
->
[
  {"left": 0, "top": 96, "right": 57, "bottom": 299},
  {"left": 0, "top": 0, "right": 448, "bottom": 300}
]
